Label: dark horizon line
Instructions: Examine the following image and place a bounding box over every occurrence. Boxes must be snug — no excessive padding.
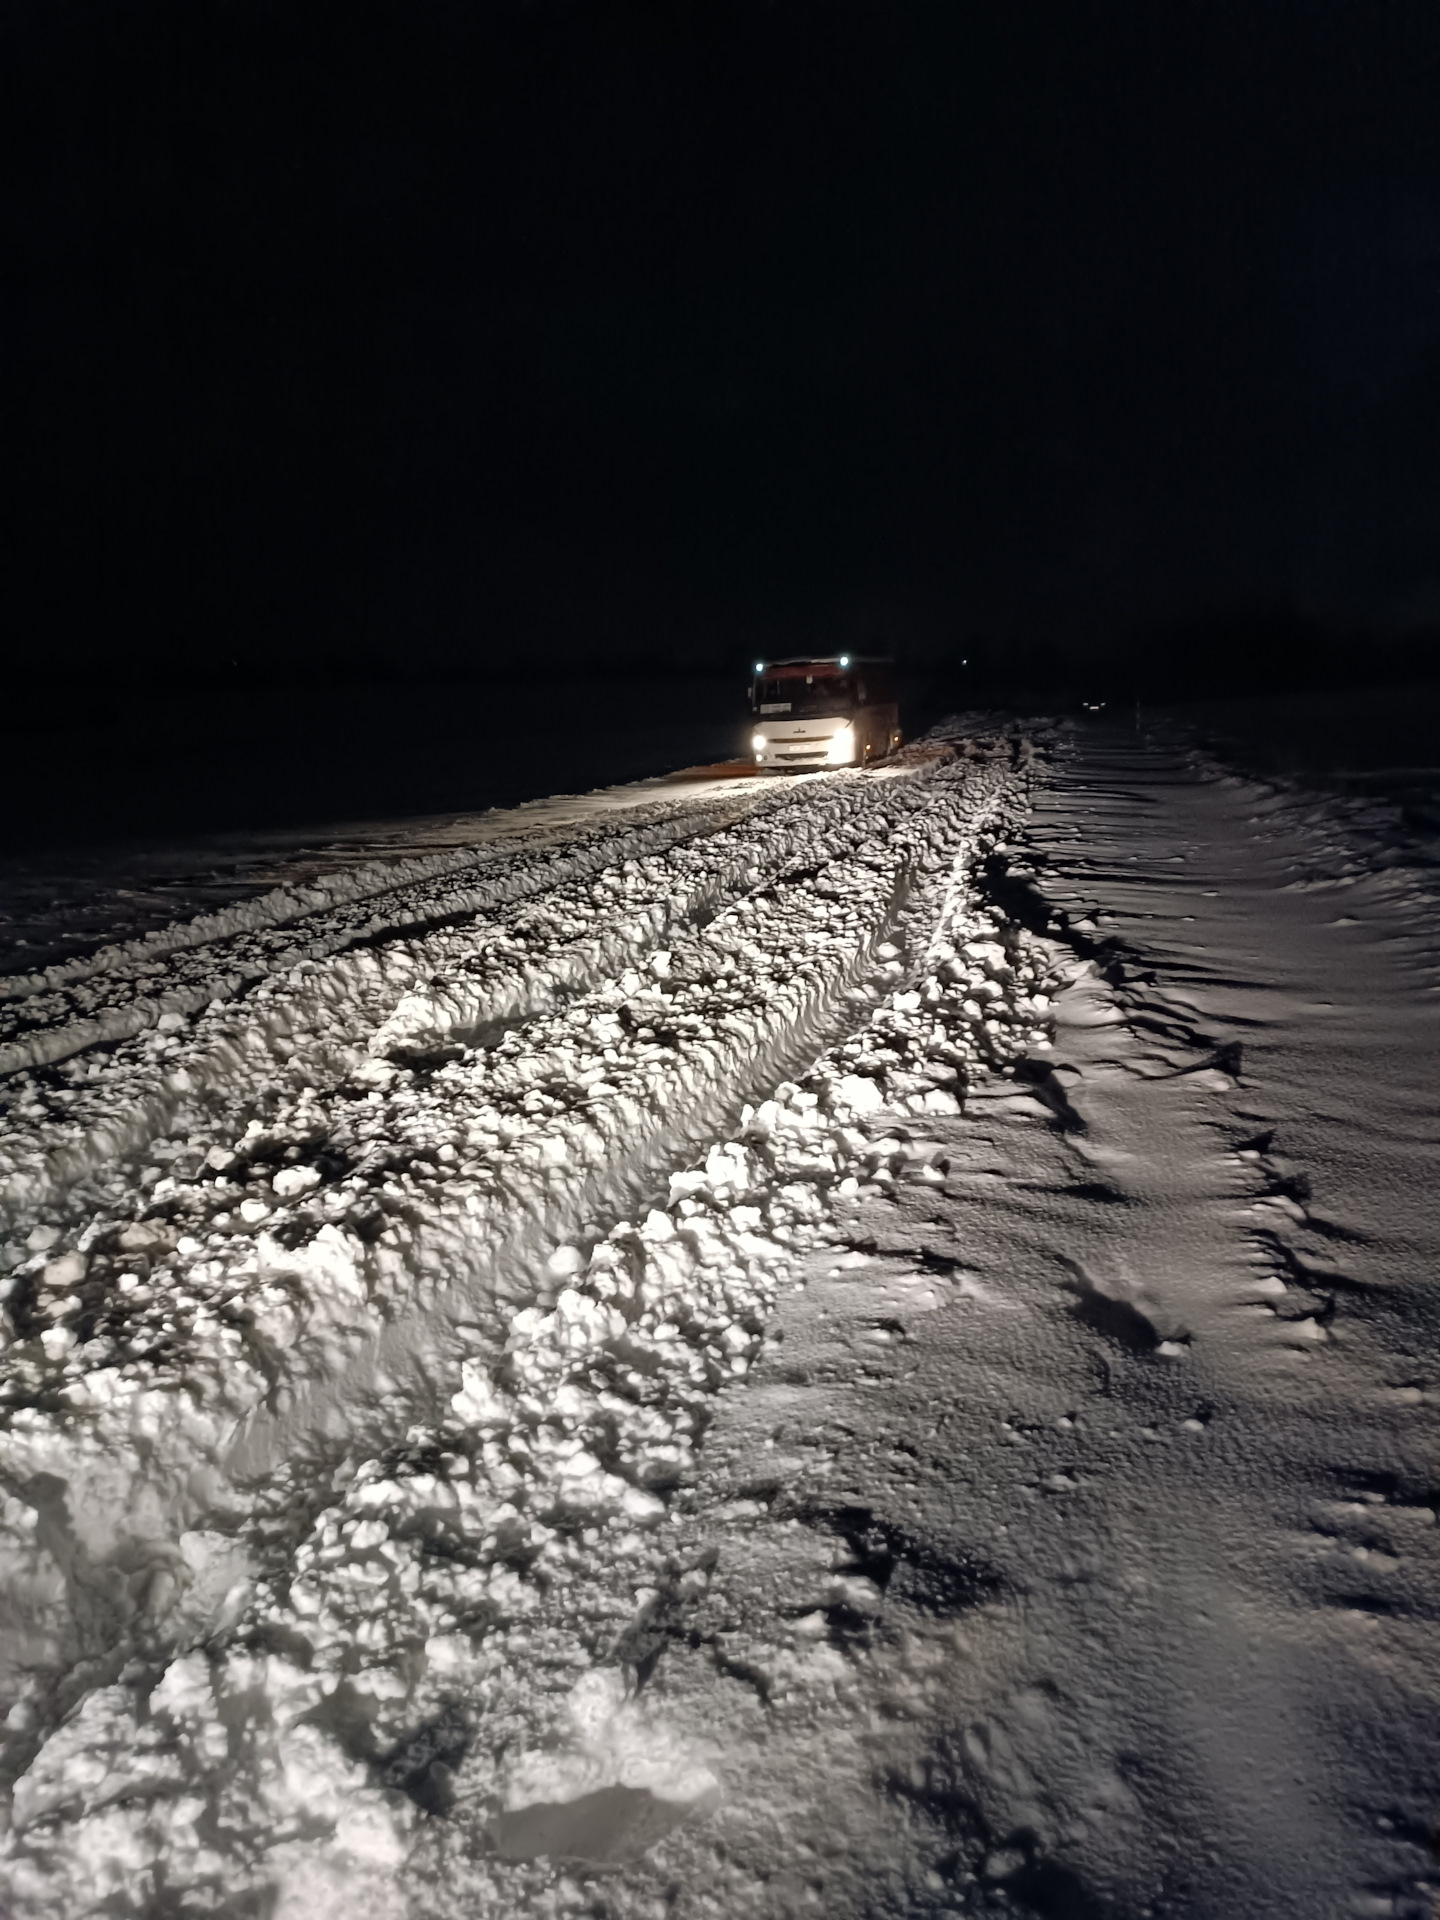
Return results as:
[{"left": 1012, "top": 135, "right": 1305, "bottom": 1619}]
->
[{"left": 8, "top": 613, "right": 1437, "bottom": 697}]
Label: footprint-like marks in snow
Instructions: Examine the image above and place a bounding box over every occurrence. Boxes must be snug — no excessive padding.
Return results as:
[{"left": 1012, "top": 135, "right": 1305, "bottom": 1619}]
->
[
  {"left": 796, "top": 1502, "right": 1003, "bottom": 1621},
  {"left": 1055, "top": 1256, "right": 1186, "bottom": 1356},
  {"left": 883, "top": 1732, "right": 1115, "bottom": 1919}
]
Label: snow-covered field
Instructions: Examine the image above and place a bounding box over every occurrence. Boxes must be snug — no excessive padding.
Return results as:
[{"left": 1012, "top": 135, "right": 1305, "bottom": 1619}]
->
[{"left": 0, "top": 723, "right": 1435, "bottom": 1918}]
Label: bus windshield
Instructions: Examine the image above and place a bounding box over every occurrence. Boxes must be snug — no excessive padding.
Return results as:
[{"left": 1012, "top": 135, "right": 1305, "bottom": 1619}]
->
[{"left": 754, "top": 673, "right": 854, "bottom": 718}]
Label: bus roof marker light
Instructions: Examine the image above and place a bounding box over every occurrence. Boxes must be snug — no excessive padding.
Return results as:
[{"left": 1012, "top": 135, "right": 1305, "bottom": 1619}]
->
[
  {"left": 754, "top": 661, "right": 764, "bottom": 673},
  {"left": 839, "top": 655, "right": 849, "bottom": 667}
]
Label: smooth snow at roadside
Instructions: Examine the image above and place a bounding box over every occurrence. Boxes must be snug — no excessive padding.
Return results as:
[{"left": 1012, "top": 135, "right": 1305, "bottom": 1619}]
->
[{"left": 0, "top": 725, "right": 1435, "bottom": 1919}]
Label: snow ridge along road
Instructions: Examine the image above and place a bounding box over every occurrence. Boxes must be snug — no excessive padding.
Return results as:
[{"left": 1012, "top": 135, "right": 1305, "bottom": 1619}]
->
[{"left": 2, "top": 724, "right": 1436, "bottom": 1920}]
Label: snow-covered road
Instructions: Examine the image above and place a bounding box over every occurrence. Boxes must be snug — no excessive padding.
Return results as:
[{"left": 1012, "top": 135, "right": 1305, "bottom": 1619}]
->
[{"left": 0, "top": 725, "right": 1435, "bottom": 1918}]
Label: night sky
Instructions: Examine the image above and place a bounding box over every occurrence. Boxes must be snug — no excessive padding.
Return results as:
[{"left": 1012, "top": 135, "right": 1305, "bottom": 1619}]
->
[{"left": 6, "top": 0, "right": 1440, "bottom": 687}]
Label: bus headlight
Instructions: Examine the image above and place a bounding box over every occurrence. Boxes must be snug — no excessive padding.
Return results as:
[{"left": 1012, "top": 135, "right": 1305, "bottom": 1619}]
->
[
  {"left": 752, "top": 732, "right": 767, "bottom": 751},
  {"left": 826, "top": 725, "right": 855, "bottom": 764}
]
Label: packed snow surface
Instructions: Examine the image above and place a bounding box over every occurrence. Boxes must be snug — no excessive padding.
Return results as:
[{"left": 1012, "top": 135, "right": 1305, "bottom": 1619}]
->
[{"left": 0, "top": 725, "right": 1435, "bottom": 1918}]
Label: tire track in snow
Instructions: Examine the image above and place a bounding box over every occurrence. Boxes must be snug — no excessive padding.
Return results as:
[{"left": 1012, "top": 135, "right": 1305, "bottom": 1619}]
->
[
  {"left": 0, "top": 739, "right": 1063, "bottom": 1916},
  {"left": 0, "top": 737, "right": 1059, "bottom": 1920},
  {"left": 0, "top": 769, "right": 1000, "bottom": 1576},
  {"left": 0, "top": 784, "right": 793, "bottom": 1081},
  {"left": 0, "top": 783, "right": 815, "bottom": 1214},
  {"left": 3, "top": 760, "right": 981, "bottom": 1526},
  {"left": 0, "top": 781, "right": 789, "bottom": 1010}
]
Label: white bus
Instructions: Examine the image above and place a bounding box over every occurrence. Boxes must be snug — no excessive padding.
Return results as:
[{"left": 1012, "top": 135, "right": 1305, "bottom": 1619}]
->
[{"left": 748, "top": 655, "right": 902, "bottom": 770}]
